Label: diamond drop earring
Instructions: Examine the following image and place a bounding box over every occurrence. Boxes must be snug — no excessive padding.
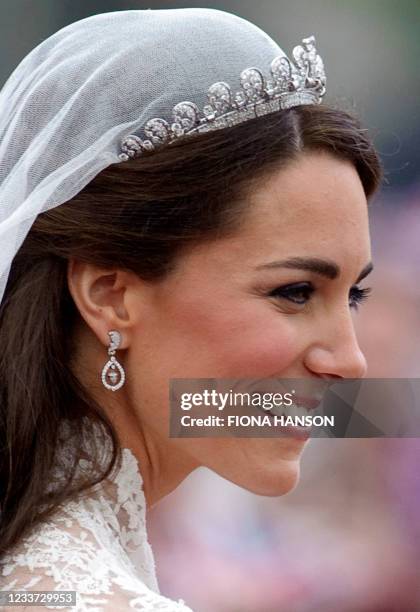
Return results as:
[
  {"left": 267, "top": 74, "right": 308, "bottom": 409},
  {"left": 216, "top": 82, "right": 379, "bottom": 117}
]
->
[{"left": 101, "top": 330, "right": 126, "bottom": 392}]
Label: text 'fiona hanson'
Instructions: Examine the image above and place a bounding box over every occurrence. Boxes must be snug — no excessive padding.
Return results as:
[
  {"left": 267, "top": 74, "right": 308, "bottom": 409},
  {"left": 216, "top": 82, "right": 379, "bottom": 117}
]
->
[{"left": 180, "top": 415, "right": 334, "bottom": 427}]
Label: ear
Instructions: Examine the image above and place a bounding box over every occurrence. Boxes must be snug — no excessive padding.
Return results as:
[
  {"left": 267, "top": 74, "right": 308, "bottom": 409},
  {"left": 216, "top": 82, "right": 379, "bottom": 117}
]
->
[{"left": 67, "top": 259, "right": 143, "bottom": 349}]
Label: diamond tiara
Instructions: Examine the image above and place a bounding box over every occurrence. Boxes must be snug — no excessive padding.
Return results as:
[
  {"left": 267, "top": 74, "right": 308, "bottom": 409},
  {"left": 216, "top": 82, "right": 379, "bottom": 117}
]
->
[{"left": 119, "top": 35, "right": 326, "bottom": 161}]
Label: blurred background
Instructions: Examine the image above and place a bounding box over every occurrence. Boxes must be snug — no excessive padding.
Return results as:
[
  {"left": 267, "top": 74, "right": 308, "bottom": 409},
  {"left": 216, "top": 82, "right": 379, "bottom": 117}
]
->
[{"left": 1, "top": 1, "right": 419, "bottom": 610}]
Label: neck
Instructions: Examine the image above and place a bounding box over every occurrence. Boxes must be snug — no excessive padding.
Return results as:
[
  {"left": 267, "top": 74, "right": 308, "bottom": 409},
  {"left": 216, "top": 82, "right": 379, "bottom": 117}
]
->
[{"left": 104, "top": 401, "right": 199, "bottom": 509}]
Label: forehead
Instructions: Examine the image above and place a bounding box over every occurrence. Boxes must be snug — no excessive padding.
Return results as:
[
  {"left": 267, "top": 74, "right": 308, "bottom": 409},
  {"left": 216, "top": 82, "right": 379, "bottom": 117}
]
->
[
  {"left": 167, "top": 150, "right": 371, "bottom": 286},
  {"left": 236, "top": 150, "right": 370, "bottom": 257}
]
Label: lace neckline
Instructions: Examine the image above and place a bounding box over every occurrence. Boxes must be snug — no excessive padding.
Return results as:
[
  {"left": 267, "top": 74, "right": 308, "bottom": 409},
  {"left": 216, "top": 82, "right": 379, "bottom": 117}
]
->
[
  {"left": 50, "top": 427, "right": 159, "bottom": 591},
  {"left": 93, "top": 446, "right": 149, "bottom": 553},
  {"left": 76, "top": 440, "right": 148, "bottom": 556}
]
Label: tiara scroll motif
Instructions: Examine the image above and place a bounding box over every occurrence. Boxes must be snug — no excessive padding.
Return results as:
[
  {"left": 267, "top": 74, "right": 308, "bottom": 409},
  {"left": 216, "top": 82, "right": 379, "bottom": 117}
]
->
[{"left": 119, "top": 35, "right": 326, "bottom": 161}]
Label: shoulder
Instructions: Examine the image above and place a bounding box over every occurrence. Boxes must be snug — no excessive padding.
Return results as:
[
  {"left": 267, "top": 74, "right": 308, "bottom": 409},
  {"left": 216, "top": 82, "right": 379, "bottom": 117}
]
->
[{"left": 1, "top": 503, "right": 194, "bottom": 611}]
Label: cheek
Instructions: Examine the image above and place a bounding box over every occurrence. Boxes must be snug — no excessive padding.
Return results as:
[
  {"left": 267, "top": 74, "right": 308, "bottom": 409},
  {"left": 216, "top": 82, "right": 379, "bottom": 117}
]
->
[
  {"left": 145, "top": 292, "right": 300, "bottom": 378},
  {"left": 214, "top": 318, "right": 298, "bottom": 377}
]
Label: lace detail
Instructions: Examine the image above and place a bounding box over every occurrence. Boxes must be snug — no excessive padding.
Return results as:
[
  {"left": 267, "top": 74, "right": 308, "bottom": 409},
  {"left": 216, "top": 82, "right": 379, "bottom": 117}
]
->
[{"left": 0, "top": 445, "right": 193, "bottom": 611}]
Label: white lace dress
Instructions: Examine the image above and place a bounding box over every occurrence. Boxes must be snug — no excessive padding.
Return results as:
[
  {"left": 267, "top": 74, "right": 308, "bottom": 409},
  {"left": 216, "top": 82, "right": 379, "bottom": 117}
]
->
[{"left": 0, "top": 448, "right": 194, "bottom": 611}]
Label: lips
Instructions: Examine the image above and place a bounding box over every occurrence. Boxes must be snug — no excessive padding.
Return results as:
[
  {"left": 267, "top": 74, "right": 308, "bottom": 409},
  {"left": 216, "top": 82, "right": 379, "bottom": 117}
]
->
[
  {"left": 291, "top": 395, "right": 323, "bottom": 411},
  {"left": 269, "top": 403, "right": 309, "bottom": 419}
]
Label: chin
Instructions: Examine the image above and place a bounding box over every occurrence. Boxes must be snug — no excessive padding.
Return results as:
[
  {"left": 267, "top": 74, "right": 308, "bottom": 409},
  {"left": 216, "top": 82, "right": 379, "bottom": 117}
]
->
[{"left": 232, "top": 459, "right": 301, "bottom": 497}]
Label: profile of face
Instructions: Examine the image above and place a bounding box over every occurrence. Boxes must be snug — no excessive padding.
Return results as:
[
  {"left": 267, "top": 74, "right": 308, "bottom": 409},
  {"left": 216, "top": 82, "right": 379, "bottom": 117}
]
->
[{"left": 69, "top": 150, "right": 372, "bottom": 504}]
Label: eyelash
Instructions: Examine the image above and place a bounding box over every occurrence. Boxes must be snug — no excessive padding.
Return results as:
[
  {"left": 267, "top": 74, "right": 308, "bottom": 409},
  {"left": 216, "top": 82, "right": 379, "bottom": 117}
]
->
[{"left": 269, "top": 282, "right": 372, "bottom": 310}]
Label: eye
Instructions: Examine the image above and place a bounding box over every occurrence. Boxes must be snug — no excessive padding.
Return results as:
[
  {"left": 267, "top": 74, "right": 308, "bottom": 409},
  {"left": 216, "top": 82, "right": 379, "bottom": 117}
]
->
[
  {"left": 269, "top": 282, "right": 315, "bottom": 305},
  {"left": 268, "top": 283, "right": 372, "bottom": 310},
  {"left": 349, "top": 285, "right": 371, "bottom": 310}
]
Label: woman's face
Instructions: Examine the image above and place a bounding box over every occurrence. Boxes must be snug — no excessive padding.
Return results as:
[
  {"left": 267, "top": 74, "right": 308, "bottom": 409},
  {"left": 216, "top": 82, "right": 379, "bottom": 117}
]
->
[
  {"left": 119, "top": 149, "right": 372, "bottom": 498},
  {"left": 70, "top": 149, "right": 372, "bottom": 501}
]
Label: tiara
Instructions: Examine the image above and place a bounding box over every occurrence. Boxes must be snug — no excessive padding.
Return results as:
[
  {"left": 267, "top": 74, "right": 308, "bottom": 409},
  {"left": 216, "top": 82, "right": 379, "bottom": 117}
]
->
[{"left": 119, "top": 35, "right": 326, "bottom": 161}]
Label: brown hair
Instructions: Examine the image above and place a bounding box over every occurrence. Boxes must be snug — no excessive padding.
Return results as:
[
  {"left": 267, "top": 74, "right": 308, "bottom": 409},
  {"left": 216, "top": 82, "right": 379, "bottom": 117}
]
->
[{"left": 0, "top": 105, "right": 382, "bottom": 556}]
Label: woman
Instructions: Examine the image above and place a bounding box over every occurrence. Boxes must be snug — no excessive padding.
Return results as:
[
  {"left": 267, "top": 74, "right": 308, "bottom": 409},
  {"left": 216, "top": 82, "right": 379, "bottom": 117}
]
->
[{"left": 0, "top": 8, "right": 381, "bottom": 611}]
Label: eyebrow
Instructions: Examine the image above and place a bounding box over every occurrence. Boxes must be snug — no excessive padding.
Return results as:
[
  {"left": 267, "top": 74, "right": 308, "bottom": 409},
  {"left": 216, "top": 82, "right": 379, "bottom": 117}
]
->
[{"left": 255, "top": 257, "right": 373, "bottom": 283}]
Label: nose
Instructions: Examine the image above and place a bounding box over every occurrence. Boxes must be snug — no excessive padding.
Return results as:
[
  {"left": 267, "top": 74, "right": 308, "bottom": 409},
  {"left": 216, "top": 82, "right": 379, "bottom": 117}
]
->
[{"left": 304, "top": 309, "right": 368, "bottom": 379}]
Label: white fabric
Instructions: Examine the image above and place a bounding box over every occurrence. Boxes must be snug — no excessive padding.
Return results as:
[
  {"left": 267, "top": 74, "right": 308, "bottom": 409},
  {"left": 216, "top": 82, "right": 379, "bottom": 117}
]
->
[
  {"left": 0, "top": 447, "right": 194, "bottom": 611},
  {"left": 0, "top": 8, "right": 285, "bottom": 308}
]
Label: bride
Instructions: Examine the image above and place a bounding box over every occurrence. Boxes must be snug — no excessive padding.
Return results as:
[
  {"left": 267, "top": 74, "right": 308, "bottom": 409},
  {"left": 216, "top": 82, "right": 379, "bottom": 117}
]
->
[{"left": 0, "top": 8, "right": 382, "bottom": 611}]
